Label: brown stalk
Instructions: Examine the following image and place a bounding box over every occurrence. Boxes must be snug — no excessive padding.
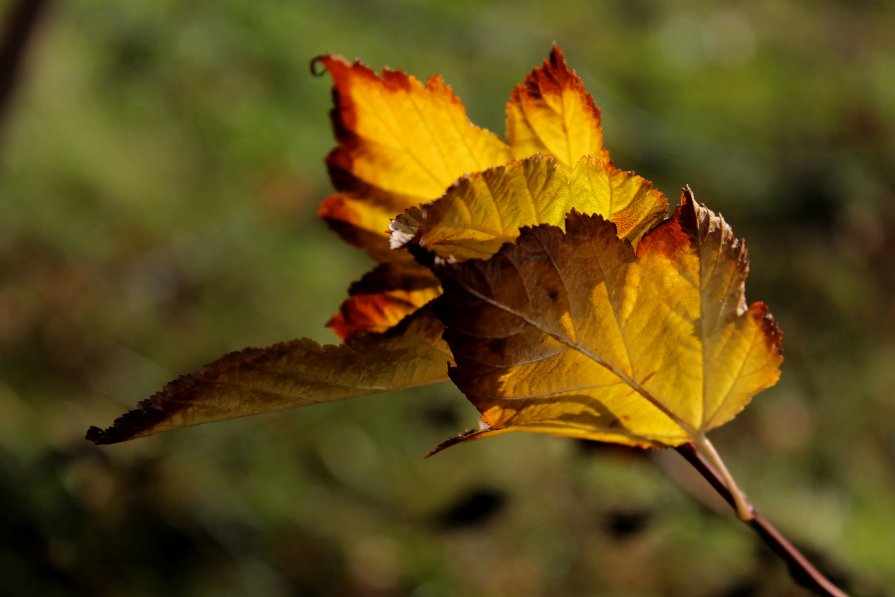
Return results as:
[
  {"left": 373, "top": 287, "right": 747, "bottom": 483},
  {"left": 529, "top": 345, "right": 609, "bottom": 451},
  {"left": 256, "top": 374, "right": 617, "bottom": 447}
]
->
[{"left": 675, "top": 442, "right": 850, "bottom": 597}]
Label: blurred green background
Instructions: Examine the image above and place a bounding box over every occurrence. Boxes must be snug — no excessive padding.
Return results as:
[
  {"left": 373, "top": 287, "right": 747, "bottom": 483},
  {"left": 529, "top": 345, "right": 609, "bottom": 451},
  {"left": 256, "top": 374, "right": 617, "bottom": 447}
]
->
[{"left": 1, "top": 0, "right": 894, "bottom": 595}]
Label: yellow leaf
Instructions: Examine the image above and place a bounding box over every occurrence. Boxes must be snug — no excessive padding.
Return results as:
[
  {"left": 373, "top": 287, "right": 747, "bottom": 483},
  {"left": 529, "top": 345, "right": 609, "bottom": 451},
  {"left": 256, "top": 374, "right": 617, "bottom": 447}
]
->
[
  {"left": 86, "top": 308, "right": 451, "bottom": 444},
  {"left": 328, "top": 262, "right": 442, "bottom": 341},
  {"left": 507, "top": 44, "right": 608, "bottom": 168},
  {"left": 391, "top": 155, "right": 668, "bottom": 261},
  {"left": 321, "top": 48, "right": 637, "bottom": 334},
  {"left": 431, "top": 190, "right": 782, "bottom": 451},
  {"left": 317, "top": 55, "right": 511, "bottom": 256}
]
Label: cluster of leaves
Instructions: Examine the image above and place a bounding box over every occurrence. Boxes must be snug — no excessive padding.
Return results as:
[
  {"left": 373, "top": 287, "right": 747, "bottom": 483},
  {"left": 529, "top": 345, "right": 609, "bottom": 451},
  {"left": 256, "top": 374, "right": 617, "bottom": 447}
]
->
[{"left": 87, "top": 47, "right": 782, "bottom": 463}]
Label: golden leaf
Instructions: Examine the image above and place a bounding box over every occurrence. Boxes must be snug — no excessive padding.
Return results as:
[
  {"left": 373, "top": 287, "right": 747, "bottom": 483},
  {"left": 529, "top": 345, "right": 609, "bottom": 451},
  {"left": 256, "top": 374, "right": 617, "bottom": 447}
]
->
[
  {"left": 431, "top": 190, "right": 782, "bottom": 452},
  {"left": 316, "top": 54, "right": 511, "bottom": 256},
  {"left": 317, "top": 46, "right": 616, "bottom": 260},
  {"left": 391, "top": 155, "right": 668, "bottom": 261},
  {"left": 507, "top": 44, "right": 609, "bottom": 168},
  {"left": 321, "top": 47, "right": 632, "bottom": 331}
]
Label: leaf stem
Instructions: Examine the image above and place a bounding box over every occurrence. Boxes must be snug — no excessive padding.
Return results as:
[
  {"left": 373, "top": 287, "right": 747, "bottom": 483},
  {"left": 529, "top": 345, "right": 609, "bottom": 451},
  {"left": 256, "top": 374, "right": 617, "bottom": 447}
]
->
[
  {"left": 692, "top": 434, "right": 753, "bottom": 521},
  {"left": 675, "top": 442, "right": 850, "bottom": 597}
]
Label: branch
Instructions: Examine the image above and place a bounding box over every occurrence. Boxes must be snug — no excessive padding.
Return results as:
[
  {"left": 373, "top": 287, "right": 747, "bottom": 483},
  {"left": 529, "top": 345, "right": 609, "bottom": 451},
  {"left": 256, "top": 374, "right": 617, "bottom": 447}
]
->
[{"left": 675, "top": 442, "right": 849, "bottom": 597}]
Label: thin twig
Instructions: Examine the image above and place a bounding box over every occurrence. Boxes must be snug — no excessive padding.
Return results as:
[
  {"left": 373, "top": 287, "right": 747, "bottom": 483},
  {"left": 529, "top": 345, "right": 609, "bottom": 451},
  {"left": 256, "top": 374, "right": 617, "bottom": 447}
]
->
[{"left": 675, "top": 442, "right": 849, "bottom": 597}]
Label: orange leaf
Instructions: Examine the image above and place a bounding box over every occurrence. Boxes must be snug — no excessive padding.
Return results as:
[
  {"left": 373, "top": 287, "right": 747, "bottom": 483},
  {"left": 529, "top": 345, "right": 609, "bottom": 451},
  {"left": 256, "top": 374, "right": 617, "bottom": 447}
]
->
[
  {"left": 430, "top": 189, "right": 782, "bottom": 452},
  {"left": 328, "top": 262, "right": 442, "bottom": 341}
]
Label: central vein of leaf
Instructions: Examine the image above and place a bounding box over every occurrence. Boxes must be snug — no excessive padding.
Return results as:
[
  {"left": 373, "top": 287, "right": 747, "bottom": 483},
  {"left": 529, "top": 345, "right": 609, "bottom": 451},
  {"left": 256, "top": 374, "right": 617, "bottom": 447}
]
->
[{"left": 459, "top": 282, "right": 699, "bottom": 439}]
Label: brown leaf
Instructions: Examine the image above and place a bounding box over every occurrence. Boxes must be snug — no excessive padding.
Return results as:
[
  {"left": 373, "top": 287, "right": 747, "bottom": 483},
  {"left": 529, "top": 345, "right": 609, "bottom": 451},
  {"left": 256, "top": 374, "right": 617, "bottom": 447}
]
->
[{"left": 86, "top": 307, "right": 451, "bottom": 444}]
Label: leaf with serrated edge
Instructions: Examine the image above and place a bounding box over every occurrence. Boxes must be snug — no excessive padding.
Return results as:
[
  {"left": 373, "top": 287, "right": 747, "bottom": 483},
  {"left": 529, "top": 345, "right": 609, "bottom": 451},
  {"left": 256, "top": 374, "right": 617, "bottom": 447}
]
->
[
  {"left": 430, "top": 189, "right": 782, "bottom": 453},
  {"left": 323, "top": 47, "right": 643, "bottom": 335},
  {"left": 317, "top": 55, "right": 511, "bottom": 256},
  {"left": 87, "top": 308, "right": 451, "bottom": 444},
  {"left": 507, "top": 44, "right": 609, "bottom": 168},
  {"left": 391, "top": 155, "right": 668, "bottom": 261}
]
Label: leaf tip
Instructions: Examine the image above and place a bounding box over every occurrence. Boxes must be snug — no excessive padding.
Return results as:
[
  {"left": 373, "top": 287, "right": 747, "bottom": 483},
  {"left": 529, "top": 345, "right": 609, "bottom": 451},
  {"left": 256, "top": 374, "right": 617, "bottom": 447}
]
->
[
  {"left": 325, "top": 311, "right": 351, "bottom": 341},
  {"left": 548, "top": 42, "right": 567, "bottom": 67},
  {"left": 85, "top": 425, "right": 106, "bottom": 444},
  {"left": 426, "top": 428, "right": 485, "bottom": 457},
  {"left": 309, "top": 55, "right": 328, "bottom": 77},
  {"left": 85, "top": 397, "right": 170, "bottom": 446}
]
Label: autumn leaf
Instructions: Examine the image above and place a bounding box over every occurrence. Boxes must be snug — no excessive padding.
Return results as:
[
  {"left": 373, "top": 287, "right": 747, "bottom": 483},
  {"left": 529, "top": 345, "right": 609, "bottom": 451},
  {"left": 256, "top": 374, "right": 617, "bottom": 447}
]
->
[
  {"left": 86, "top": 307, "right": 451, "bottom": 444},
  {"left": 316, "top": 194, "right": 406, "bottom": 263},
  {"left": 88, "top": 46, "right": 621, "bottom": 441},
  {"left": 317, "top": 45, "right": 604, "bottom": 257},
  {"left": 507, "top": 44, "right": 609, "bottom": 168},
  {"left": 429, "top": 189, "right": 782, "bottom": 452},
  {"left": 87, "top": 48, "right": 708, "bottom": 447},
  {"left": 320, "top": 46, "right": 613, "bottom": 335},
  {"left": 328, "top": 261, "right": 442, "bottom": 340},
  {"left": 82, "top": 46, "right": 853, "bottom": 594},
  {"left": 391, "top": 154, "right": 668, "bottom": 261},
  {"left": 315, "top": 54, "right": 511, "bottom": 257}
]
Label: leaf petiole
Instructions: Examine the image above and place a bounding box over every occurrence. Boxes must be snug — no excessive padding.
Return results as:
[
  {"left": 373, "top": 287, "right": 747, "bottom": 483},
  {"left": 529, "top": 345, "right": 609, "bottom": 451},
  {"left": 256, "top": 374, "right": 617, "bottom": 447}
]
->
[
  {"left": 692, "top": 434, "right": 754, "bottom": 521},
  {"left": 675, "top": 442, "right": 850, "bottom": 596}
]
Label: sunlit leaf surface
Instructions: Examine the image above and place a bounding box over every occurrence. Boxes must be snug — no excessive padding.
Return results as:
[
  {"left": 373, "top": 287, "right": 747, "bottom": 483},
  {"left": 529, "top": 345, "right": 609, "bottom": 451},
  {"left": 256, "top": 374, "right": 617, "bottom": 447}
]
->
[
  {"left": 391, "top": 155, "right": 668, "bottom": 260},
  {"left": 316, "top": 54, "right": 511, "bottom": 256},
  {"left": 507, "top": 44, "right": 609, "bottom": 168},
  {"left": 431, "top": 191, "right": 783, "bottom": 451}
]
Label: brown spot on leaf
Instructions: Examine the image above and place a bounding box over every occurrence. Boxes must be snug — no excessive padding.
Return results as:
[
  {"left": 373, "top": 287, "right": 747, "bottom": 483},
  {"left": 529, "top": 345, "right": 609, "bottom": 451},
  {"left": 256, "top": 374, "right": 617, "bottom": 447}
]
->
[
  {"left": 750, "top": 301, "right": 784, "bottom": 356},
  {"left": 487, "top": 337, "right": 507, "bottom": 357}
]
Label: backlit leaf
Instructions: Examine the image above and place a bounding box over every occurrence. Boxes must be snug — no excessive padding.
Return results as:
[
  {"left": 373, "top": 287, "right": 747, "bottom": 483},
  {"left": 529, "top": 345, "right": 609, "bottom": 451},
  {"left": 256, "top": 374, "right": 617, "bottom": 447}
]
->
[
  {"left": 431, "top": 190, "right": 782, "bottom": 451},
  {"left": 86, "top": 308, "right": 451, "bottom": 444},
  {"left": 90, "top": 49, "right": 774, "bottom": 452},
  {"left": 507, "top": 44, "right": 608, "bottom": 168},
  {"left": 317, "top": 54, "right": 511, "bottom": 256},
  {"left": 322, "top": 48, "right": 636, "bottom": 334},
  {"left": 391, "top": 155, "right": 668, "bottom": 261}
]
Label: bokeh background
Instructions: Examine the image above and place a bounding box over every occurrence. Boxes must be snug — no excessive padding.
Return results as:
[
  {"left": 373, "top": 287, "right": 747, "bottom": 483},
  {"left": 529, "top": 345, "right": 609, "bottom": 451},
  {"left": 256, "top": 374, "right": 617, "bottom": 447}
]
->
[{"left": 2, "top": 1, "right": 894, "bottom": 595}]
